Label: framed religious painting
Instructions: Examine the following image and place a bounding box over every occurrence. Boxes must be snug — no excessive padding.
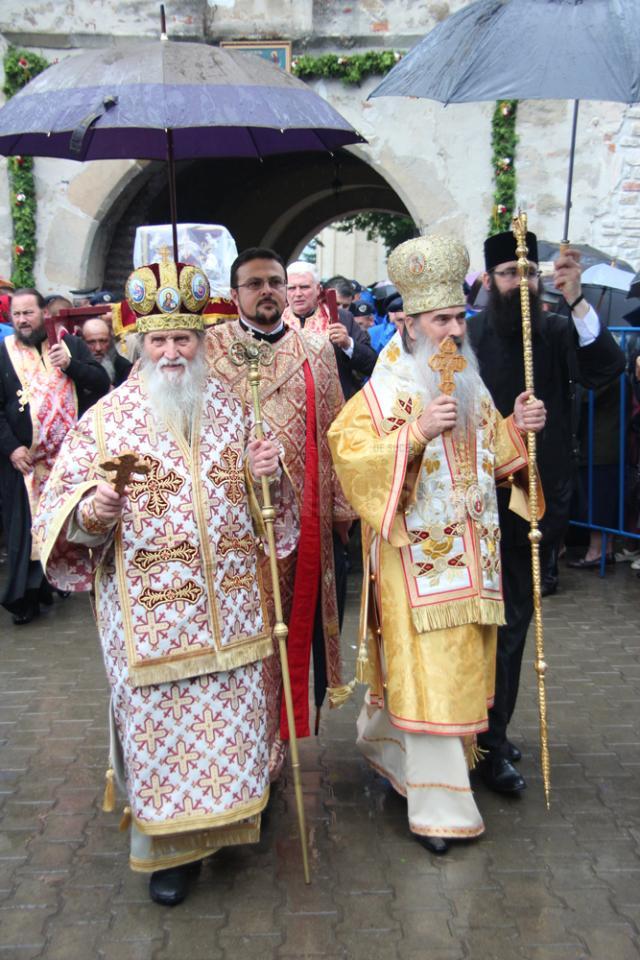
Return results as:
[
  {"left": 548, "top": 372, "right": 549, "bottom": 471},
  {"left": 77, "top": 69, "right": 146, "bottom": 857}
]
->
[{"left": 220, "top": 40, "right": 292, "bottom": 73}]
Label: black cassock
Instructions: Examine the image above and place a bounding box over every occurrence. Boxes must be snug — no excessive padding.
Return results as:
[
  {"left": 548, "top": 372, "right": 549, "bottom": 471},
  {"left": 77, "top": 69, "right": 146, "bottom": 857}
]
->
[
  {"left": 0, "top": 335, "right": 109, "bottom": 614},
  {"left": 468, "top": 308, "right": 625, "bottom": 755}
]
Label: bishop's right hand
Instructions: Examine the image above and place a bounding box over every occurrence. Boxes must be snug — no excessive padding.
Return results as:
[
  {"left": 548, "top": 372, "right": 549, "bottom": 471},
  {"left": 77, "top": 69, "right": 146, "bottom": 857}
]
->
[
  {"left": 92, "top": 480, "right": 128, "bottom": 523},
  {"left": 417, "top": 394, "right": 458, "bottom": 440}
]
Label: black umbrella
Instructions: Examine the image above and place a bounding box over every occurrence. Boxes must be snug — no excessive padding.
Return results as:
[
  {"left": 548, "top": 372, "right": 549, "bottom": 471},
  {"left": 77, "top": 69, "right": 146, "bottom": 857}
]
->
[
  {"left": 582, "top": 284, "right": 634, "bottom": 326},
  {"left": 538, "top": 241, "right": 633, "bottom": 273},
  {"left": 0, "top": 10, "right": 364, "bottom": 259},
  {"left": 627, "top": 271, "right": 640, "bottom": 300},
  {"left": 369, "top": 0, "right": 640, "bottom": 242}
]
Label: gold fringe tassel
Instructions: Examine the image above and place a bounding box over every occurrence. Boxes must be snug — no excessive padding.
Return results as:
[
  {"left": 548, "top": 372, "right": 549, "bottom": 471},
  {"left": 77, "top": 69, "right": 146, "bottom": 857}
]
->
[
  {"left": 102, "top": 768, "right": 116, "bottom": 813},
  {"left": 355, "top": 634, "right": 370, "bottom": 684},
  {"left": 119, "top": 806, "right": 132, "bottom": 832},
  {"left": 410, "top": 597, "right": 506, "bottom": 635},
  {"left": 328, "top": 679, "right": 357, "bottom": 708},
  {"left": 463, "top": 737, "right": 487, "bottom": 771}
]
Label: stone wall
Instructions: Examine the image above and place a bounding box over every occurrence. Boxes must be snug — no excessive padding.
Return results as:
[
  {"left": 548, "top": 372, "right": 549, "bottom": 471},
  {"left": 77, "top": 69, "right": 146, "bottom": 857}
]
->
[{"left": 0, "top": 0, "right": 637, "bottom": 293}]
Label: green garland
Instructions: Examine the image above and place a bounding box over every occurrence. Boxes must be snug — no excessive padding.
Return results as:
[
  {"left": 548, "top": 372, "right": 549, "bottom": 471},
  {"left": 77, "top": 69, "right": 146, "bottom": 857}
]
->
[
  {"left": 489, "top": 99, "right": 518, "bottom": 234},
  {"left": 292, "top": 50, "right": 403, "bottom": 85},
  {"left": 2, "top": 47, "right": 49, "bottom": 287}
]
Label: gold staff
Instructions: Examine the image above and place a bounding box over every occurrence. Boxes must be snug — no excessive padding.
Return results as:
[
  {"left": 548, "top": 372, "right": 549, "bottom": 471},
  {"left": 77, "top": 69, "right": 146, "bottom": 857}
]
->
[
  {"left": 229, "top": 339, "right": 311, "bottom": 884},
  {"left": 512, "top": 212, "right": 551, "bottom": 809}
]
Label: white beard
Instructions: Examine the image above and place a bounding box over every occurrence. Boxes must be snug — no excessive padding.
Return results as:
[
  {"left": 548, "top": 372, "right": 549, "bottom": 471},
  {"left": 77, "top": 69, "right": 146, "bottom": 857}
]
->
[
  {"left": 410, "top": 330, "right": 485, "bottom": 436},
  {"left": 140, "top": 351, "right": 207, "bottom": 436}
]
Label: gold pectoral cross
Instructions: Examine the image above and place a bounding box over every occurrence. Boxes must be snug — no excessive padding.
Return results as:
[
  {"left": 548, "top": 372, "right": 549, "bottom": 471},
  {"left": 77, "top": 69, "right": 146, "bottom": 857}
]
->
[{"left": 428, "top": 336, "right": 467, "bottom": 395}]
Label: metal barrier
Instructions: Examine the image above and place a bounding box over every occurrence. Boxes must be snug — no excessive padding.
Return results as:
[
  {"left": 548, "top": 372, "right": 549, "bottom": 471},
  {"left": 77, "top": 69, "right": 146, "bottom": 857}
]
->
[{"left": 569, "top": 326, "right": 639, "bottom": 575}]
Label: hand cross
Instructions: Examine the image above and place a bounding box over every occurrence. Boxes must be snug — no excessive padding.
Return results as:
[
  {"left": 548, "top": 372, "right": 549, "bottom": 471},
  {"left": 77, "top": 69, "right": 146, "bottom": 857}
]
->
[
  {"left": 428, "top": 336, "right": 467, "bottom": 395},
  {"left": 100, "top": 451, "right": 149, "bottom": 495}
]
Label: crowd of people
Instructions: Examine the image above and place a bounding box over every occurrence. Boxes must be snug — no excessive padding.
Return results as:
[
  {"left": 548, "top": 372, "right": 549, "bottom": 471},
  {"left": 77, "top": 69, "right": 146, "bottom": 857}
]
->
[{"left": 0, "top": 227, "right": 636, "bottom": 907}]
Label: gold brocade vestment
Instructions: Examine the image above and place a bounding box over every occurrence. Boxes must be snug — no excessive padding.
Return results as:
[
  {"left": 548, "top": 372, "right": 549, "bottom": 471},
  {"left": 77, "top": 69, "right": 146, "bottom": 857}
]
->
[{"left": 328, "top": 334, "right": 535, "bottom": 736}]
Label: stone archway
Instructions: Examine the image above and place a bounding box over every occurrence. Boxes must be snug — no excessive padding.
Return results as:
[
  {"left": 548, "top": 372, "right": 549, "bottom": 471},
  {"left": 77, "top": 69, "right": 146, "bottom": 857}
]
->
[{"left": 103, "top": 149, "right": 411, "bottom": 293}]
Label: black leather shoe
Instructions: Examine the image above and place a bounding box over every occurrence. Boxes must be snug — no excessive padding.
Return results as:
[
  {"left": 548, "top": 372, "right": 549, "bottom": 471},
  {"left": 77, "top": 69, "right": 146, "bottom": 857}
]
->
[
  {"left": 417, "top": 835, "right": 450, "bottom": 855},
  {"left": 540, "top": 579, "right": 558, "bottom": 597},
  {"left": 479, "top": 756, "right": 526, "bottom": 794},
  {"left": 149, "top": 860, "right": 201, "bottom": 906},
  {"left": 12, "top": 604, "right": 39, "bottom": 626},
  {"left": 506, "top": 741, "right": 522, "bottom": 763}
]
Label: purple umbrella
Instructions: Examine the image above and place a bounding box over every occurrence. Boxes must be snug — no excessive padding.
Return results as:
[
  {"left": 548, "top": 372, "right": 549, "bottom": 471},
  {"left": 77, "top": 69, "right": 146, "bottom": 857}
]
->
[{"left": 0, "top": 24, "right": 364, "bottom": 256}]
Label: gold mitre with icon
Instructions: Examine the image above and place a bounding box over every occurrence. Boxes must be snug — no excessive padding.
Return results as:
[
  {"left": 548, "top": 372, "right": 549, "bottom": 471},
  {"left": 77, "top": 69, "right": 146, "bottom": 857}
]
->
[
  {"left": 387, "top": 234, "right": 469, "bottom": 316},
  {"left": 125, "top": 258, "right": 210, "bottom": 333}
]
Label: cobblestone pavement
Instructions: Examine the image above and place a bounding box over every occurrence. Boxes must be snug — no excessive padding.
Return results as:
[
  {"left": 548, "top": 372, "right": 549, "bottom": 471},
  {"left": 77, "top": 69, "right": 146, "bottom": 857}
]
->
[{"left": 1, "top": 561, "right": 639, "bottom": 960}]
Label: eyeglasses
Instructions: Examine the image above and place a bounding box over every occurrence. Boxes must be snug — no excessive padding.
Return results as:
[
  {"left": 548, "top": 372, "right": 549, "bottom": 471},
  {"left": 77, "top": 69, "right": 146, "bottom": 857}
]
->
[
  {"left": 491, "top": 267, "right": 542, "bottom": 280},
  {"left": 235, "top": 277, "right": 286, "bottom": 293}
]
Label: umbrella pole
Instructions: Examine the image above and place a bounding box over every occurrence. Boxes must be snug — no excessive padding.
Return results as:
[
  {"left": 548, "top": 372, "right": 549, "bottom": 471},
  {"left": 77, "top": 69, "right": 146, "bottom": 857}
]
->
[
  {"left": 561, "top": 99, "right": 580, "bottom": 247},
  {"left": 230, "top": 340, "right": 311, "bottom": 884},
  {"left": 166, "top": 129, "right": 179, "bottom": 260},
  {"left": 512, "top": 212, "right": 552, "bottom": 811}
]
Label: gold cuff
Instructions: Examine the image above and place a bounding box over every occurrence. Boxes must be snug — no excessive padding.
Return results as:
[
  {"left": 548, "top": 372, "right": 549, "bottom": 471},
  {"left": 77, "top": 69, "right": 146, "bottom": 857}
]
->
[{"left": 78, "top": 497, "right": 116, "bottom": 536}]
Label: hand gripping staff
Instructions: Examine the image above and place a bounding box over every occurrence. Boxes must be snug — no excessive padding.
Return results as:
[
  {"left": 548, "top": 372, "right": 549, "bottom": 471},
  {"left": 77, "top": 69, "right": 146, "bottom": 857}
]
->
[
  {"left": 512, "top": 212, "right": 551, "bottom": 810},
  {"left": 229, "top": 338, "right": 311, "bottom": 884}
]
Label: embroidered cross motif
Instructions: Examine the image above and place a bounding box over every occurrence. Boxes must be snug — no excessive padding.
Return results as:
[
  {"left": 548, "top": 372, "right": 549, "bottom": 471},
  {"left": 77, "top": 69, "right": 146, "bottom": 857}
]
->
[
  {"left": 219, "top": 508, "right": 244, "bottom": 541},
  {"left": 134, "top": 611, "right": 171, "bottom": 651},
  {"left": 139, "top": 579, "right": 203, "bottom": 611},
  {"left": 208, "top": 446, "right": 245, "bottom": 505},
  {"left": 133, "top": 540, "right": 198, "bottom": 572},
  {"left": 428, "top": 336, "right": 467, "bottom": 395},
  {"left": 133, "top": 718, "right": 169, "bottom": 756},
  {"left": 224, "top": 730, "right": 252, "bottom": 768},
  {"left": 221, "top": 570, "right": 254, "bottom": 596},
  {"left": 218, "top": 676, "right": 245, "bottom": 711},
  {"left": 245, "top": 694, "right": 263, "bottom": 733},
  {"left": 159, "top": 687, "right": 195, "bottom": 721},
  {"left": 139, "top": 773, "right": 173, "bottom": 810},
  {"left": 166, "top": 739, "right": 200, "bottom": 776},
  {"left": 198, "top": 762, "right": 233, "bottom": 800},
  {"left": 128, "top": 456, "right": 184, "bottom": 517},
  {"left": 218, "top": 533, "right": 254, "bottom": 557},
  {"left": 191, "top": 708, "right": 225, "bottom": 744},
  {"left": 107, "top": 394, "right": 136, "bottom": 426}
]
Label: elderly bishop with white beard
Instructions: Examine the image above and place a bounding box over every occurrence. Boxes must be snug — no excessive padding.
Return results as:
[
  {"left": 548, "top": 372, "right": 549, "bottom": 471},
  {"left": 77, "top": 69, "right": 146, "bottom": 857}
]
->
[
  {"left": 328, "top": 235, "right": 546, "bottom": 855},
  {"left": 33, "top": 260, "right": 295, "bottom": 907}
]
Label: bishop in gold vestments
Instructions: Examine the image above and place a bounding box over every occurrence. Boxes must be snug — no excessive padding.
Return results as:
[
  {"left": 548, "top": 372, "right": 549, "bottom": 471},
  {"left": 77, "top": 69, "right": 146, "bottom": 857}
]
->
[{"left": 328, "top": 235, "right": 546, "bottom": 853}]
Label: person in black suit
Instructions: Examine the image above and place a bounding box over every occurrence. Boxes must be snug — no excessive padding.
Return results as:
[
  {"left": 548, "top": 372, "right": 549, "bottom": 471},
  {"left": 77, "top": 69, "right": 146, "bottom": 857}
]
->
[
  {"left": 283, "top": 262, "right": 377, "bottom": 399},
  {"left": 82, "top": 316, "right": 132, "bottom": 388}
]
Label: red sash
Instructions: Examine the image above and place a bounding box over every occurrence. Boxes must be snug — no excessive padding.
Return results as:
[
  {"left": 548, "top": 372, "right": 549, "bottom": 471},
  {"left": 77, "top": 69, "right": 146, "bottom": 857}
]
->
[{"left": 280, "top": 359, "right": 320, "bottom": 739}]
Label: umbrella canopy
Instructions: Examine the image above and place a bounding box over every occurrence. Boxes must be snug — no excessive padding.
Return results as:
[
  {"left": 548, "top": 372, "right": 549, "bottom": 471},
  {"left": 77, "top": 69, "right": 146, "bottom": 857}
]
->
[
  {"left": 0, "top": 38, "right": 365, "bottom": 262},
  {"left": 581, "top": 263, "right": 634, "bottom": 291},
  {"left": 369, "top": 0, "right": 640, "bottom": 104},
  {"left": 627, "top": 271, "right": 640, "bottom": 300},
  {"left": 369, "top": 0, "right": 640, "bottom": 241},
  {"left": 582, "top": 283, "right": 635, "bottom": 326},
  {"left": 0, "top": 40, "right": 364, "bottom": 161},
  {"left": 538, "top": 241, "right": 634, "bottom": 272}
]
